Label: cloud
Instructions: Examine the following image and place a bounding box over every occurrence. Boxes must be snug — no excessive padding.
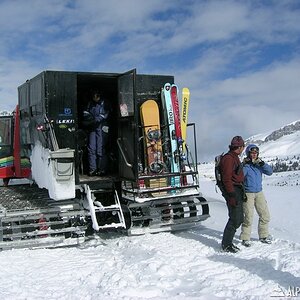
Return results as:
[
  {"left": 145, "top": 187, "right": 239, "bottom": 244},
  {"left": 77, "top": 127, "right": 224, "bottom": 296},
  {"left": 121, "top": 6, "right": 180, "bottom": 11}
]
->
[
  {"left": 186, "top": 57, "right": 300, "bottom": 161},
  {"left": 0, "top": 0, "right": 299, "bottom": 160},
  {"left": 0, "top": 57, "right": 42, "bottom": 110},
  {"left": 202, "top": 58, "right": 300, "bottom": 110}
]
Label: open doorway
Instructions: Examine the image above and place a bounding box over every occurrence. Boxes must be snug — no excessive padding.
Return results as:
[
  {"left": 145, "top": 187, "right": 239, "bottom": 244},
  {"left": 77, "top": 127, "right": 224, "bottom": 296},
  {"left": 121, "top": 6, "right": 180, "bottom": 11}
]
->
[{"left": 76, "top": 73, "right": 119, "bottom": 177}]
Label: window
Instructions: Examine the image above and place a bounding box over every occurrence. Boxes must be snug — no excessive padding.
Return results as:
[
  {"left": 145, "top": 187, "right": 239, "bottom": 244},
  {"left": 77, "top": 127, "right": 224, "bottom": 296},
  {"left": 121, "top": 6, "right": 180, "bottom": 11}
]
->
[{"left": 0, "top": 117, "right": 12, "bottom": 158}]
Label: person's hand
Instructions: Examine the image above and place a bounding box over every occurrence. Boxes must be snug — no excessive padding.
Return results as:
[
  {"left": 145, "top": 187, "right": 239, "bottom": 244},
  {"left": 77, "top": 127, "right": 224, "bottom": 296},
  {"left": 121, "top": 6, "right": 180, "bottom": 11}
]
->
[
  {"left": 243, "top": 157, "right": 251, "bottom": 164},
  {"left": 253, "top": 158, "right": 265, "bottom": 166},
  {"left": 227, "top": 197, "right": 237, "bottom": 207}
]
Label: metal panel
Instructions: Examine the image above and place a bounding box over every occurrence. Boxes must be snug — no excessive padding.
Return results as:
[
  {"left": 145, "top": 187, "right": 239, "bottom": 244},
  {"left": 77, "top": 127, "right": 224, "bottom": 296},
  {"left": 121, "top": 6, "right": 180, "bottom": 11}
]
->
[
  {"left": 117, "top": 69, "right": 137, "bottom": 181},
  {"left": 135, "top": 74, "right": 174, "bottom": 106},
  {"left": 18, "top": 82, "right": 30, "bottom": 111},
  {"left": 30, "top": 75, "right": 43, "bottom": 106},
  {"left": 45, "top": 71, "right": 77, "bottom": 150}
]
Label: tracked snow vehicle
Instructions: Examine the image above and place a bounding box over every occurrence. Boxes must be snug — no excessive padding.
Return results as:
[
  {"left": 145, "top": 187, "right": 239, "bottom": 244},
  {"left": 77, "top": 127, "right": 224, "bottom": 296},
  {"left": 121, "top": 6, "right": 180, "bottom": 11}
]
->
[{"left": 0, "top": 69, "right": 209, "bottom": 250}]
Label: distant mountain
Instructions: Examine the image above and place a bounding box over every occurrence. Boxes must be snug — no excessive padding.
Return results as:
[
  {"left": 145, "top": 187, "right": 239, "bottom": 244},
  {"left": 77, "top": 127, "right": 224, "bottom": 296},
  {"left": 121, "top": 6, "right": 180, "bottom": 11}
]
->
[
  {"left": 246, "top": 120, "right": 300, "bottom": 172},
  {"left": 247, "top": 120, "right": 300, "bottom": 143},
  {"left": 200, "top": 120, "right": 300, "bottom": 183}
]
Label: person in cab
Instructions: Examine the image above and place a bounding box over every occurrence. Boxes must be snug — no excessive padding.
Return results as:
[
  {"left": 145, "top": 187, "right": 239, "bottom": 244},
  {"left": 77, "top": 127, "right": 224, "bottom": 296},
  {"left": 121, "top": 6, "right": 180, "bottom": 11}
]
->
[{"left": 87, "top": 90, "right": 111, "bottom": 176}]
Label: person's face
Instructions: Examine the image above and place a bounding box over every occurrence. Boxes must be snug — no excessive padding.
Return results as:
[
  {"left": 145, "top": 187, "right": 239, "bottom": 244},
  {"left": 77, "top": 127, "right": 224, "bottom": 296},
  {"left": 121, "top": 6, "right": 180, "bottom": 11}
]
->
[
  {"left": 249, "top": 150, "right": 258, "bottom": 160},
  {"left": 93, "top": 93, "right": 100, "bottom": 102},
  {"left": 237, "top": 145, "right": 245, "bottom": 155}
]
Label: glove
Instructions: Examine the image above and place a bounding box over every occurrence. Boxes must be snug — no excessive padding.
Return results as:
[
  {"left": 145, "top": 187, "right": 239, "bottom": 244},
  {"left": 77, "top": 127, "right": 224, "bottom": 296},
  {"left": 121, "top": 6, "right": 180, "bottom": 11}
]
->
[
  {"left": 243, "top": 157, "right": 251, "bottom": 164},
  {"left": 253, "top": 158, "right": 265, "bottom": 166},
  {"left": 227, "top": 197, "right": 237, "bottom": 207}
]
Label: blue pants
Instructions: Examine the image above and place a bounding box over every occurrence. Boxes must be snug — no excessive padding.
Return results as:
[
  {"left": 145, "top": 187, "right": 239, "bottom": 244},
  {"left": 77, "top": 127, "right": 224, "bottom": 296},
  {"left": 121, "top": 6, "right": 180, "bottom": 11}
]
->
[
  {"left": 88, "top": 127, "right": 108, "bottom": 173},
  {"left": 222, "top": 185, "right": 244, "bottom": 248}
]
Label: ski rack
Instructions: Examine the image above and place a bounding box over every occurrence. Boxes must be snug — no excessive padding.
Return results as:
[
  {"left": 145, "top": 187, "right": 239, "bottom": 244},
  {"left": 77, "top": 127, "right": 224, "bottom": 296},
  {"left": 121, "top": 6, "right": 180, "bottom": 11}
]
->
[{"left": 122, "top": 171, "right": 199, "bottom": 199}]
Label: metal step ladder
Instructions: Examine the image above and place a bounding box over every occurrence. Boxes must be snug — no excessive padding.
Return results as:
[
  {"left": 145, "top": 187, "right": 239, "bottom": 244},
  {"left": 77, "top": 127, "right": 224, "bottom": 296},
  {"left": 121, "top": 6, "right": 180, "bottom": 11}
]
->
[{"left": 84, "top": 184, "right": 126, "bottom": 231}]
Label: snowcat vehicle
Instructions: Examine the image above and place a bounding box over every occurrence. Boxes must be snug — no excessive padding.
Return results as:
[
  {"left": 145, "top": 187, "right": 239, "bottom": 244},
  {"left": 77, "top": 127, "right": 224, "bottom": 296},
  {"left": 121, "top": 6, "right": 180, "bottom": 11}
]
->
[{"left": 0, "top": 69, "right": 209, "bottom": 250}]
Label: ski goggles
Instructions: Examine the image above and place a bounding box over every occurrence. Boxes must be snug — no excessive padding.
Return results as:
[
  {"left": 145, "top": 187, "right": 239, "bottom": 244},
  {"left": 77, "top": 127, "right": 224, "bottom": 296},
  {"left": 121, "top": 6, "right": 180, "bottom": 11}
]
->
[{"left": 249, "top": 146, "right": 259, "bottom": 153}]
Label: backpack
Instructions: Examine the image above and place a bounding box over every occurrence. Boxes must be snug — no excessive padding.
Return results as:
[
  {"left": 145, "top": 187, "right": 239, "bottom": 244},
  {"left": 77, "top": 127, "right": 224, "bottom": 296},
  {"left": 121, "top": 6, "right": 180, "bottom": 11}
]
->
[
  {"left": 214, "top": 153, "right": 225, "bottom": 193},
  {"left": 214, "top": 152, "right": 243, "bottom": 194}
]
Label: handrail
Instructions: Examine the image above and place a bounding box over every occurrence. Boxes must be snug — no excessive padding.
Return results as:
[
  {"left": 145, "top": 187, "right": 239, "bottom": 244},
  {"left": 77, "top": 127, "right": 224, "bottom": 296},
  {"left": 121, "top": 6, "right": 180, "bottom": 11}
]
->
[{"left": 117, "top": 138, "right": 133, "bottom": 168}]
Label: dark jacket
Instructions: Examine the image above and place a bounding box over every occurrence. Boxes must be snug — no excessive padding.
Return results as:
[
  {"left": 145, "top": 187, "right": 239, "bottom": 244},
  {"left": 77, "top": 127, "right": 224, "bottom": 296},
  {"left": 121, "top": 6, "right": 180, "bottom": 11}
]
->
[
  {"left": 220, "top": 151, "right": 244, "bottom": 195},
  {"left": 87, "top": 100, "right": 110, "bottom": 125}
]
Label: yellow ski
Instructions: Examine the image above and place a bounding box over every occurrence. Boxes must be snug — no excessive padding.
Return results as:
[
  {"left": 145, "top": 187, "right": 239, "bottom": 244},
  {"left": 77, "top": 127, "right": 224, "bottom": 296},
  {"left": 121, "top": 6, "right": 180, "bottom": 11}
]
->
[{"left": 181, "top": 87, "right": 190, "bottom": 153}]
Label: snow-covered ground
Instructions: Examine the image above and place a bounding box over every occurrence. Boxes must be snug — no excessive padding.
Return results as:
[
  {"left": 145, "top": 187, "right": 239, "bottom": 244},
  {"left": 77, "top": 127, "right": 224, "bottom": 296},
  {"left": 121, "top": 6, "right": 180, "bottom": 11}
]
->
[{"left": 0, "top": 167, "right": 299, "bottom": 299}]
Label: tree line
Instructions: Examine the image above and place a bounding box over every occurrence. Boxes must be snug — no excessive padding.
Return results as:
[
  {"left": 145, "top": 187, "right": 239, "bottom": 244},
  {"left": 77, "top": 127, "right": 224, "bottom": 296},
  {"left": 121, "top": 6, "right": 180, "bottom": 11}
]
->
[{"left": 268, "top": 156, "right": 300, "bottom": 172}]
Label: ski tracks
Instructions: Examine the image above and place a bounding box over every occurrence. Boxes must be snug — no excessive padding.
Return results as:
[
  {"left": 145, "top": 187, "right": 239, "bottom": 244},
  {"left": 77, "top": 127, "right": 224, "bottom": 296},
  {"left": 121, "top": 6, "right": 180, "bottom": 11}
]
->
[
  {"left": 91, "top": 231, "right": 300, "bottom": 299},
  {"left": 176, "top": 228, "right": 300, "bottom": 299},
  {"left": 0, "top": 231, "right": 299, "bottom": 299}
]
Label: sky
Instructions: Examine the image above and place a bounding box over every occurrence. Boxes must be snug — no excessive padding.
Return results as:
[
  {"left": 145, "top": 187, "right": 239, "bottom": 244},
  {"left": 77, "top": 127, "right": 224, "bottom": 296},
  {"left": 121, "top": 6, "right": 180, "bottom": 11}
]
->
[
  {"left": 1, "top": 168, "right": 300, "bottom": 299},
  {"left": 0, "top": 0, "right": 300, "bottom": 160}
]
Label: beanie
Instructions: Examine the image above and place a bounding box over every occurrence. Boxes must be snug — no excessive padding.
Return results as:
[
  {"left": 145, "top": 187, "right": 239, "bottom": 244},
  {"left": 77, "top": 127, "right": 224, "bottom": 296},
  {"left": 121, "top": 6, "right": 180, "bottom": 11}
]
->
[{"left": 230, "top": 136, "right": 245, "bottom": 147}]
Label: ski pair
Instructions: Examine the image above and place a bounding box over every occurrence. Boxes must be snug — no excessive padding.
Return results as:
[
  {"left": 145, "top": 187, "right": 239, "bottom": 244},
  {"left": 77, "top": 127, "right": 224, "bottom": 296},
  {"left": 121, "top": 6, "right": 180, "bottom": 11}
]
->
[{"left": 162, "top": 83, "right": 190, "bottom": 187}]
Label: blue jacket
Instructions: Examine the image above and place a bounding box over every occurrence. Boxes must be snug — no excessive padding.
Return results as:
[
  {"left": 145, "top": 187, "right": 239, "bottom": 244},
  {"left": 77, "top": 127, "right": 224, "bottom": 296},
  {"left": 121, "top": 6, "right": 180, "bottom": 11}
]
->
[{"left": 243, "top": 161, "right": 273, "bottom": 193}]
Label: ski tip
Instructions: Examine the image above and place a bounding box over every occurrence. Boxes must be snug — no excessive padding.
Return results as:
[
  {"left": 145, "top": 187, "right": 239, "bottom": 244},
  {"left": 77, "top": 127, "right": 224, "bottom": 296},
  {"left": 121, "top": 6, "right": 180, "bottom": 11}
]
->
[
  {"left": 140, "top": 99, "right": 158, "bottom": 110},
  {"left": 182, "top": 87, "right": 190, "bottom": 94}
]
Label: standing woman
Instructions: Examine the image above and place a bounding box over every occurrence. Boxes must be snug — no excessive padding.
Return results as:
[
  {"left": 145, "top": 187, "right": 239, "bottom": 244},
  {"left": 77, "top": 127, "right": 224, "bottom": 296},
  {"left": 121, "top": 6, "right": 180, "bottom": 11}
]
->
[{"left": 240, "top": 144, "right": 273, "bottom": 247}]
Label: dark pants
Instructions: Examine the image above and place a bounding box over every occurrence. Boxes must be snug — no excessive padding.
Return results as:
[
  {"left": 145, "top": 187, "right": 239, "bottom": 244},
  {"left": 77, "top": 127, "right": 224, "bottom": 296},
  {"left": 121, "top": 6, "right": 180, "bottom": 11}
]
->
[
  {"left": 222, "top": 185, "right": 244, "bottom": 248},
  {"left": 88, "top": 126, "right": 109, "bottom": 173}
]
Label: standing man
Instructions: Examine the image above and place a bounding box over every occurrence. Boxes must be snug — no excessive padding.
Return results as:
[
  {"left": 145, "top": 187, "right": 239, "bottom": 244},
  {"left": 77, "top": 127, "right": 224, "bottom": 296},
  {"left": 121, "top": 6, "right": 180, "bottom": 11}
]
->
[
  {"left": 220, "top": 136, "right": 245, "bottom": 253},
  {"left": 87, "top": 90, "right": 111, "bottom": 176},
  {"left": 240, "top": 144, "right": 273, "bottom": 247}
]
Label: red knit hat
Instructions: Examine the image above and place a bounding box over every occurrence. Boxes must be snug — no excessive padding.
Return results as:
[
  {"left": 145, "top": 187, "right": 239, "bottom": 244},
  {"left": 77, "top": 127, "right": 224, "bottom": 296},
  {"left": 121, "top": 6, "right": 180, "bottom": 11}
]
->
[{"left": 230, "top": 136, "right": 245, "bottom": 147}]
